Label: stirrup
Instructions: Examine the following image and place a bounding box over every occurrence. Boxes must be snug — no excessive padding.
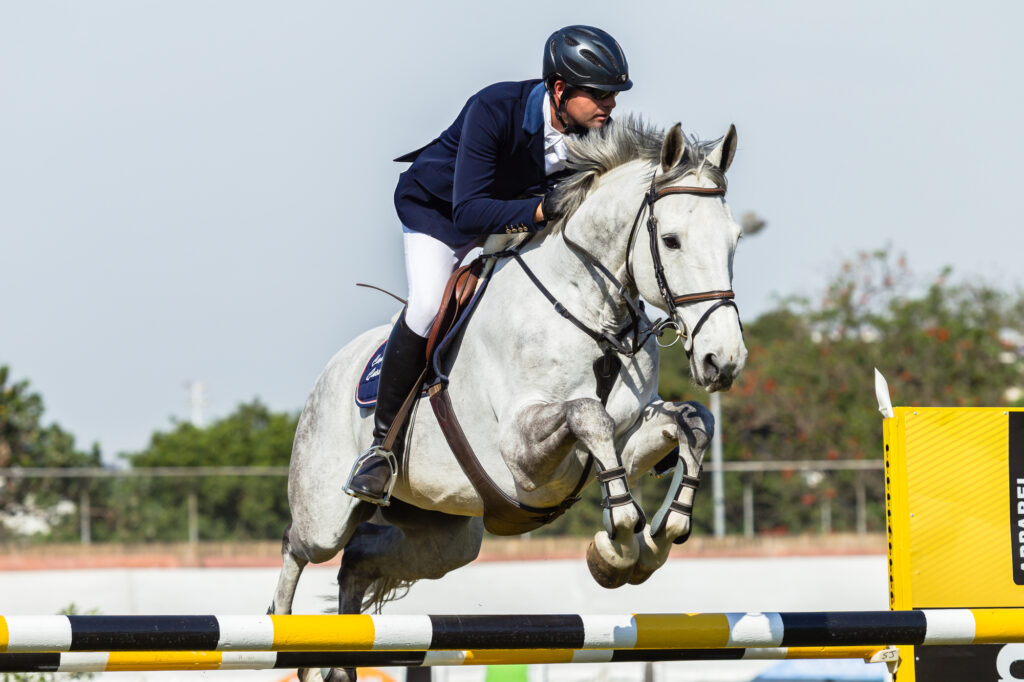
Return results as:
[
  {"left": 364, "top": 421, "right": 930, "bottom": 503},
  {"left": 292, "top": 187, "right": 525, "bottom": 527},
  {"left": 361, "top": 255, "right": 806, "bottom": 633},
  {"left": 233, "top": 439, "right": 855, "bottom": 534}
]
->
[{"left": 343, "top": 445, "right": 399, "bottom": 506}]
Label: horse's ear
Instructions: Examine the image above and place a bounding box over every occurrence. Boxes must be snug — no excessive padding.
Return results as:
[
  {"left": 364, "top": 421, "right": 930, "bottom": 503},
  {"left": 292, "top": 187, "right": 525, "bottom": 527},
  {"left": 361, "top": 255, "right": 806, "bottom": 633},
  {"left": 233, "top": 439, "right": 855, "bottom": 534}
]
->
[
  {"left": 706, "top": 124, "right": 738, "bottom": 173},
  {"left": 660, "top": 123, "right": 686, "bottom": 172}
]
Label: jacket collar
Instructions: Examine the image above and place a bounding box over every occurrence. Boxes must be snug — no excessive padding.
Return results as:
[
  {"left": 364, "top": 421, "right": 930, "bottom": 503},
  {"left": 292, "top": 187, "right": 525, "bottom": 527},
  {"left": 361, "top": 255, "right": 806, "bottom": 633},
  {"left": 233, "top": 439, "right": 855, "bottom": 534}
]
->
[{"left": 522, "top": 82, "right": 547, "bottom": 134}]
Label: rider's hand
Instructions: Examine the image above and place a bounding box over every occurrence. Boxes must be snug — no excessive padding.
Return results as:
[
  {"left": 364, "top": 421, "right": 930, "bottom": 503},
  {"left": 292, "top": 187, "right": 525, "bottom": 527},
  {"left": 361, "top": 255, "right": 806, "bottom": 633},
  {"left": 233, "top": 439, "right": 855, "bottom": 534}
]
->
[{"left": 539, "top": 193, "right": 562, "bottom": 225}]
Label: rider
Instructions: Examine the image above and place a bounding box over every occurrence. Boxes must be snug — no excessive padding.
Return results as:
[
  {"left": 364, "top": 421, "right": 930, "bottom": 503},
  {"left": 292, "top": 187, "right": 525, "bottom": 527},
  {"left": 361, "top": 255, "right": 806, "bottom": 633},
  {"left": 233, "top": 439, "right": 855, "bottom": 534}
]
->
[{"left": 344, "top": 25, "right": 632, "bottom": 506}]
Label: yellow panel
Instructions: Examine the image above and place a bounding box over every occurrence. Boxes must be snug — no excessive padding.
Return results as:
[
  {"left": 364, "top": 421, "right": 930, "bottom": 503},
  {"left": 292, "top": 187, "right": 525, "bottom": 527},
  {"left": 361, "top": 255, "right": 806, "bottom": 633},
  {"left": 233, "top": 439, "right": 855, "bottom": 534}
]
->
[
  {"left": 0, "top": 616, "right": 7, "bottom": 652},
  {"left": 106, "top": 651, "right": 222, "bottom": 671},
  {"left": 632, "top": 614, "right": 730, "bottom": 649},
  {"left": 270, "top": 615, "right": 375, "bottom": 651},
  {"left": 886, "top": 410, "right": 913, "bottom": 612},
  {"left": 903, "top": 408, "right": 1024, "bottom": 608},
  {"left": 885, "top": 411, "right": 916, "bottom": 682}
]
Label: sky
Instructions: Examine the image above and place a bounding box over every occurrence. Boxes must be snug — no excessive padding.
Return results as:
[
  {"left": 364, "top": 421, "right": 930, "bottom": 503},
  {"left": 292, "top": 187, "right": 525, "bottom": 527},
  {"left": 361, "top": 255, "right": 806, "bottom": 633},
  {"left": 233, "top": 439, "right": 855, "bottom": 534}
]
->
[{"left": 2, "top": 1, "right": 1022, "bottom": 461}]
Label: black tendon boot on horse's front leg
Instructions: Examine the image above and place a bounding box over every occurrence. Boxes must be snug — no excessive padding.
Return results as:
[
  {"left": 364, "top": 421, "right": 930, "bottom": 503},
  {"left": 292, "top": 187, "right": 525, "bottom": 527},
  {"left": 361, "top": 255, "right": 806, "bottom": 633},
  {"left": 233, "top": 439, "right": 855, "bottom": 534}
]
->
[{"left": 344, "top": 313, "right": 429, "bottom": 506}]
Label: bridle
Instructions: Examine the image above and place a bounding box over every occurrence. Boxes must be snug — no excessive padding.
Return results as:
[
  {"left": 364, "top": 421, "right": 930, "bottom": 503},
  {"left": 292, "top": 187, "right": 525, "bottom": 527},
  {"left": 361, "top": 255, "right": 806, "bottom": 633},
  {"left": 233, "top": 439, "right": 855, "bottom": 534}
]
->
[
  {"left": 494, "top": 171, "right": 741, "bottom": 359},
  {"left": 622, "top": 173, "right": 741, "bottom": 354}
]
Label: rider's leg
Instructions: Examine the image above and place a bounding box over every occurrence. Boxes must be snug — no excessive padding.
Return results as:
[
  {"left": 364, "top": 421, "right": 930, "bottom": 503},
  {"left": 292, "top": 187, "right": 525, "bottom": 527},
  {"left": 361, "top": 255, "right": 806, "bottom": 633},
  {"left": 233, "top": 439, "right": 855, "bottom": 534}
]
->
[
  {"left": 344, "top": 228, "right": 476, "bottom": 505},
  {"left": 344, "top": 312, "right": 429, "bottom": 504}
]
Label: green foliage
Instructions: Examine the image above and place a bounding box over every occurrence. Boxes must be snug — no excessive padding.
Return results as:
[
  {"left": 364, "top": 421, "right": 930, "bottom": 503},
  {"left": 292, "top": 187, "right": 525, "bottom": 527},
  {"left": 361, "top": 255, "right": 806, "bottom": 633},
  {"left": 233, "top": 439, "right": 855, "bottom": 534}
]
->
[
  {"left": 0, "top": 366, "right": 100, "bottom": 542},
  {"left": 86, "top": 400, "right": 298, "bottom": 542}
]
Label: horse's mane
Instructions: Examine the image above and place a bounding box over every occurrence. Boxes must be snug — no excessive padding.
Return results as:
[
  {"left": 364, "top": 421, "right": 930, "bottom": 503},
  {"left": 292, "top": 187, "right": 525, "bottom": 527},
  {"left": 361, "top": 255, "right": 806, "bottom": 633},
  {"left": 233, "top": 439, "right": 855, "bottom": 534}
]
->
[{"left": 546, "top": 115, "right": 728, "bottom": 232}]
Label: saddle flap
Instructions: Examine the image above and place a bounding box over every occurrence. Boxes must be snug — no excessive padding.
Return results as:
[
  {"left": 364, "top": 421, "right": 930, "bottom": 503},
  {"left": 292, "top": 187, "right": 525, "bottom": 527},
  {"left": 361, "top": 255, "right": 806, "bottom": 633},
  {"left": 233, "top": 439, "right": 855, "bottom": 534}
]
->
[{"left": 426, "top": 258, "right": 483, "bottom": 364}]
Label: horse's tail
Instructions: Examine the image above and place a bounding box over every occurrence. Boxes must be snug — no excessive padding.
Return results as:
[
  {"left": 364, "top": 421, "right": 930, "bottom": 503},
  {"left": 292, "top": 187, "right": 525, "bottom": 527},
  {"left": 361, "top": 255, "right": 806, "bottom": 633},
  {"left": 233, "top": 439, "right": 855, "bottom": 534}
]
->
[{"left": 362, "top": 575, "right": 416, "bottom": 614}]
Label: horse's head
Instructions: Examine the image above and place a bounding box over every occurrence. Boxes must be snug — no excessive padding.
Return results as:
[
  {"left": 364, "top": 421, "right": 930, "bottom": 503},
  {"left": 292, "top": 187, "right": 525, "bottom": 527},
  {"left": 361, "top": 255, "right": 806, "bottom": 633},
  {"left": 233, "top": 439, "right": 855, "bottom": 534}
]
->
[
  {"left": 552, "top": 119, "right": 747, "bottom": 391},
  {"left": 628, "top": 124, "right": 747, "bottom": 392}
]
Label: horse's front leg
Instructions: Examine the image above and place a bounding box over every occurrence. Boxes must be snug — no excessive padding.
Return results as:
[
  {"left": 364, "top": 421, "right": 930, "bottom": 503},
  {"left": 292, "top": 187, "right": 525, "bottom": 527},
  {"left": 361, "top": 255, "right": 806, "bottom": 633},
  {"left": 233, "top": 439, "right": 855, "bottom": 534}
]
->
[
  {"left": 618, "top": 400, "right": 715, "bottom": 585},
  {"left": 503, "top": 398, "right": 644, "bottom": 588}
]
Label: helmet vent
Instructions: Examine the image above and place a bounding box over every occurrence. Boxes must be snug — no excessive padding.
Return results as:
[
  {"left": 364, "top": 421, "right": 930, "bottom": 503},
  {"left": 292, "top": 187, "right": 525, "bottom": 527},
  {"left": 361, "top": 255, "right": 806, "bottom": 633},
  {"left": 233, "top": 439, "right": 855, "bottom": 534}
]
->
[
  {"left": 579, "top": 48, "right": 605, "bottom": 68},
  {"left": 564, "top": 35, "right": 579, "bottom": 47},
  {"left": 593, "top": 42, "right": 616, "bottom": 64}
]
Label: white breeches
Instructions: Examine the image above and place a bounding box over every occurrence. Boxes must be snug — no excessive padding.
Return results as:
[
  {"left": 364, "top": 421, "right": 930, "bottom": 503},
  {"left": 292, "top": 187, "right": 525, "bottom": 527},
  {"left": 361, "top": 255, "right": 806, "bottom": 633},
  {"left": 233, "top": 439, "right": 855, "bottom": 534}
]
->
[{"left": 402, "top": 227, "right": 481, "bottom": 337}]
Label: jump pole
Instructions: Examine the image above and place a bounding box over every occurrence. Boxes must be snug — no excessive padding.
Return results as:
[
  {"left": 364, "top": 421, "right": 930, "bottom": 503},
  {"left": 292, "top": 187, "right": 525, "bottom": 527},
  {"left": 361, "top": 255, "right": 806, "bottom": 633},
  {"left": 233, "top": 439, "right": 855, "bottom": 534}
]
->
[
  {"left": 0, "top": 646, "right": 897, "bottom": 673},
  {"left": 1, "top": 610, "right": 1023, "bottom": 653}
]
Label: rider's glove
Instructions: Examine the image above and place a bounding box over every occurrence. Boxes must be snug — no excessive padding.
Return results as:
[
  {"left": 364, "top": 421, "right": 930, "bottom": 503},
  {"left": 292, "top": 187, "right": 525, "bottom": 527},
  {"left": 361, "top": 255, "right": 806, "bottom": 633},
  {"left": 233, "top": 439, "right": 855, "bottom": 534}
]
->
[{"left": 541, "top": 193, "right": 563, "bottom": 225}]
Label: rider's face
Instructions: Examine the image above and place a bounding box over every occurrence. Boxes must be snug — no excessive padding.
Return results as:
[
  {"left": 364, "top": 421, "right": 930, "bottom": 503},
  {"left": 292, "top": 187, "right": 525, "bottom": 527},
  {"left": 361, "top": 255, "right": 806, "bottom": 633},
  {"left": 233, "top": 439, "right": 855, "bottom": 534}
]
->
[{"left": 553, "top": 80, "right": 617, "bottom": 130}]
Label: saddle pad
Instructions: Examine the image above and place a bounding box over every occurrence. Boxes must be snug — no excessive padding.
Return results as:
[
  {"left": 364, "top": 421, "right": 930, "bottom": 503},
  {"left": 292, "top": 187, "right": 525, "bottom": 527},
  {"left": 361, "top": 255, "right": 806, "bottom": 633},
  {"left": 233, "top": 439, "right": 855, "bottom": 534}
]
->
[{"left": 354, "top": 342, "right": 428, "bottom": 409}]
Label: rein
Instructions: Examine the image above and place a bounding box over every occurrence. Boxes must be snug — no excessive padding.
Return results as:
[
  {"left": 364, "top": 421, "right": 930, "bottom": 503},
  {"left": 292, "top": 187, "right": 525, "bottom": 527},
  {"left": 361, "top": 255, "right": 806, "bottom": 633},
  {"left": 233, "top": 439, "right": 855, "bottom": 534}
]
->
[{"left": 499, "top": 172, "right": 741, "bottom": 358}]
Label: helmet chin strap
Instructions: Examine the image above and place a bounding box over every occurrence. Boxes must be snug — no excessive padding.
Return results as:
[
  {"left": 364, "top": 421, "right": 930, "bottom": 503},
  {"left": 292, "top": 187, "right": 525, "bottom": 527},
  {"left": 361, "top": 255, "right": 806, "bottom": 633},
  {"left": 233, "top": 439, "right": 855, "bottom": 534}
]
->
[{"left": 552, "top": 86, "right": 588, "bottom": 136}]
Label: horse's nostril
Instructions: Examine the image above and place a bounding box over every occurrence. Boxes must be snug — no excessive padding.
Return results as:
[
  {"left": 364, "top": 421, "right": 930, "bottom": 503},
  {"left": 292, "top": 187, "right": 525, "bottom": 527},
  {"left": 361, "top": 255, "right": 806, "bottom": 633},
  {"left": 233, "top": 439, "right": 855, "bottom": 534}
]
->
[{"left": 703, "top": 353, "right": 720, "bottom": 378}]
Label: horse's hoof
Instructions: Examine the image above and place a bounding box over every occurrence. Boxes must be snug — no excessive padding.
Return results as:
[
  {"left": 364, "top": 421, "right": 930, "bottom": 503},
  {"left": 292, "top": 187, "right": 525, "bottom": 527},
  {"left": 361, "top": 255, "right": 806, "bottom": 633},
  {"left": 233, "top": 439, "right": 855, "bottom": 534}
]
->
[
  {"left": 297, "top": 668, "right": 324, "bottom": 682},
  {"left": 322, "top": 667, "right": 356, "bottom": 682},
  {"left": 627, "top": 565, "right": 655, "bottom": 585},
  {"left": 586, "top": 540, "right": 632, "bottom": 589}
]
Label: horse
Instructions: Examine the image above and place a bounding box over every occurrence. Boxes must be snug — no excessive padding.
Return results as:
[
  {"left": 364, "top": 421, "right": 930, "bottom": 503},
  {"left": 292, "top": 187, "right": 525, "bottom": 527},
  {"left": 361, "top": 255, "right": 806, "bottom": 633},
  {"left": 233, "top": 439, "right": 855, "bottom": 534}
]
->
[{"left": 269, "top": 117, "right": 747, "bottom": 682}]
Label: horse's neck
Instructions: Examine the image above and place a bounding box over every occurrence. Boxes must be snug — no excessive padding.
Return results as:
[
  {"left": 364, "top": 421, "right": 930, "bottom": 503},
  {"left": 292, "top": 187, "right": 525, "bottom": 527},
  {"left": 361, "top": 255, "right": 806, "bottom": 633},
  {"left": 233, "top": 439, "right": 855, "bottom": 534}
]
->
[{"left": 526, "top": 179, "right": 639, "bottom": 332}]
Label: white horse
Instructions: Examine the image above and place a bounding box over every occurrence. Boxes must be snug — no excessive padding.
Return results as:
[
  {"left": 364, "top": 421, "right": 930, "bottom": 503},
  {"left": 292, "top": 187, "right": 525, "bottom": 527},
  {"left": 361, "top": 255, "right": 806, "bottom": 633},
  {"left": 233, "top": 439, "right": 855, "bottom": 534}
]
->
[{"left": 270, "top": 118, "right": 747, "bottom": 682}]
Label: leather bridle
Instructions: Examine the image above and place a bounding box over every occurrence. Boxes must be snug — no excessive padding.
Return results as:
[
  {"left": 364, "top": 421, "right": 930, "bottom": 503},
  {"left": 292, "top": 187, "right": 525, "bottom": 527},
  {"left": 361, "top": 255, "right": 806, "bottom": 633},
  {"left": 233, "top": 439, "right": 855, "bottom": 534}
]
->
[{"left": 623, "top": 173, "right": 741, "bottom": 354}]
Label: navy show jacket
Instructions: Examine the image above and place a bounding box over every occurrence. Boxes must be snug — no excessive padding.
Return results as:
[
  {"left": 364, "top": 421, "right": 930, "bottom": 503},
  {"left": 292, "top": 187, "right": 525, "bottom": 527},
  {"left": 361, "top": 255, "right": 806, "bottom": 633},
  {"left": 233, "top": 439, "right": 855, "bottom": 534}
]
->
[{"left": 393, "top": 79, "right": 558, "bottom": 248}]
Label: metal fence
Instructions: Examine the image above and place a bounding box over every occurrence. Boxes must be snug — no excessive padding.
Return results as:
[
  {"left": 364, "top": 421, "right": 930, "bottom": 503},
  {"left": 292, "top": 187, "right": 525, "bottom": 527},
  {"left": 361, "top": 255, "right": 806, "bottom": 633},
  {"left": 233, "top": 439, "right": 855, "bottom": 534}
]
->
[{"left": 0, "top": 460, "right": 883, "bottom": 544}]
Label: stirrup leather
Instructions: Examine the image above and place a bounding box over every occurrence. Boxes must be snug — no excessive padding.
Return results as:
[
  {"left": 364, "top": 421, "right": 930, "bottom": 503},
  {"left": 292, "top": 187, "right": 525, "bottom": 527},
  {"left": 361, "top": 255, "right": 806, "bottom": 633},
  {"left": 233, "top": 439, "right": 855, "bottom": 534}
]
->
[{"left": 343, "top": 445, "right": 399, "bottom": 506}]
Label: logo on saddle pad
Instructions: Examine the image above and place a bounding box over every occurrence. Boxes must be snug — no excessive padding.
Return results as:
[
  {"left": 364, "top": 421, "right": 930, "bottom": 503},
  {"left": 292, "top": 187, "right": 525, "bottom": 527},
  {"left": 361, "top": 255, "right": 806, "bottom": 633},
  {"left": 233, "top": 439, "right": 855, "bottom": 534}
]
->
[{"left": 355, "top": 342, "right": 428, "bottom": 409}]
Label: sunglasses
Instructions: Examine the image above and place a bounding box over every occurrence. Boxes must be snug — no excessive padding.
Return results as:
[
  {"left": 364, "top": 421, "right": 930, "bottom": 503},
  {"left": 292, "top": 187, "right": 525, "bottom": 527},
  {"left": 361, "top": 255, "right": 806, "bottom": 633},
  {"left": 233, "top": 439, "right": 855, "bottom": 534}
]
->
[{"left": 576, "top": 86, "right": 619, "bottom": 101}]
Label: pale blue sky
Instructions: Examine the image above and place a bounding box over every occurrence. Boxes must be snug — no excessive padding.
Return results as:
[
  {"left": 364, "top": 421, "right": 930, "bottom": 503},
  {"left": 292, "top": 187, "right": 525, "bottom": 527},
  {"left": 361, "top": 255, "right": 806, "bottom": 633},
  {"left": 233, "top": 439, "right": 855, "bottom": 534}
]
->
[{"left": 2, "top": 1, "right": 1022, "bottom": 459}]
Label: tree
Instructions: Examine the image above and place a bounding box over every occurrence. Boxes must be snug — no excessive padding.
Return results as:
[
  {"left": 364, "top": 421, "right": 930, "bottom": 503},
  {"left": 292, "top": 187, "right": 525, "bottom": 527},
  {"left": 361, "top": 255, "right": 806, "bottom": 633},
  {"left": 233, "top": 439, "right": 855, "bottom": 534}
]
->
[
  {"left": 0, "top": 365, "right": 100, "bottom": 541},
  {"left": 91, "top": 400, "right": 298, "bottom": 542}
]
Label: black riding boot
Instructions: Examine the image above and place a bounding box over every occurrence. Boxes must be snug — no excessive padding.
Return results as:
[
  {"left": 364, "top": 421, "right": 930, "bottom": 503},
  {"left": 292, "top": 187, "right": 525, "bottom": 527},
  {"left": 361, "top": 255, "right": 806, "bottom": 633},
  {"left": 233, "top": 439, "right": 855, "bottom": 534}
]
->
[{"left": 344, "top": 313, "right": 429, "bottom": 505}]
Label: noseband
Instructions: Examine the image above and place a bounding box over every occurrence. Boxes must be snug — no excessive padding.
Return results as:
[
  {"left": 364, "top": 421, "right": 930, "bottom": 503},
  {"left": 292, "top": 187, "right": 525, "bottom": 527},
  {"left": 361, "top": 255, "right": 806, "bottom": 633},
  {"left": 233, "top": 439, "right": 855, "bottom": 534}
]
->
[{"left": 624, "top": 174, "right": 741, "bottom": 353}]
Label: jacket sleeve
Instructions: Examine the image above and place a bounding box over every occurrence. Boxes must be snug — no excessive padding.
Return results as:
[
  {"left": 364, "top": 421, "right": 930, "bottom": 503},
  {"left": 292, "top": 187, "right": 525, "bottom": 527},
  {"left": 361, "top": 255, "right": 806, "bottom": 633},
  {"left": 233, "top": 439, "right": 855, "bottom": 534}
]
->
[{"left": 452, "top": 98, "right": 543, "bottom": 237}]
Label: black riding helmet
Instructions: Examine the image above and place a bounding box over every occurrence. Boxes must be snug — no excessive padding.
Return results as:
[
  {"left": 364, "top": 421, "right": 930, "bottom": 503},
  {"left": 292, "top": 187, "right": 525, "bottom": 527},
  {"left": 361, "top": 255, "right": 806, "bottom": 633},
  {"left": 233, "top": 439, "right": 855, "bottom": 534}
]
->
[{"left": 542, "top": 25, "right": 632, "bottom": 93}]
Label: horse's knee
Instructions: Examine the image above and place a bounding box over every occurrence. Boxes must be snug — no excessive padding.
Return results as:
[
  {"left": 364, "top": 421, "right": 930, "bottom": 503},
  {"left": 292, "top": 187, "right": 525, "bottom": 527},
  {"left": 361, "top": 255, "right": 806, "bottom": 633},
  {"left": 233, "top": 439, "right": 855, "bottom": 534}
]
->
[
  {"left": 565, "top": 397, "right": 615, "bottom": 437},
  {"left": 677, "top": 401, "right": 714, "bottom": 452}
]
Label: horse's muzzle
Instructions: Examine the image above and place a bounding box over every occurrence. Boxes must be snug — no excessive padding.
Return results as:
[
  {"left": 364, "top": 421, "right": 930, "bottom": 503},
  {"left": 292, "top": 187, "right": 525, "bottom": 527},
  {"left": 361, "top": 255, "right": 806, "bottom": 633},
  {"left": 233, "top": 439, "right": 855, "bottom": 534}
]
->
[{"left": 699, "top": 350, "right": 744, "bottom": 392}]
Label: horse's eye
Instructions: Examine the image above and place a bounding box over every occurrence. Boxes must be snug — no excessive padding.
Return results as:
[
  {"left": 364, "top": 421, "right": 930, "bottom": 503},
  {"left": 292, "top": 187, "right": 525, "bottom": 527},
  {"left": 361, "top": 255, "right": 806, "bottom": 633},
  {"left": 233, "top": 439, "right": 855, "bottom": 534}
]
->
[{"left": 661, "top": 234, "right": 681, "bottom": 250}]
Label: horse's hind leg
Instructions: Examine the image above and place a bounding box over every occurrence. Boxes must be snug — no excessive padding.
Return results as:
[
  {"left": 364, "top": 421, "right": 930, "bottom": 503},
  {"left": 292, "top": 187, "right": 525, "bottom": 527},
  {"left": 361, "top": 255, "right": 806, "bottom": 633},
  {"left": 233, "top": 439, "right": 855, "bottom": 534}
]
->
[
  {"left": 268, "top": 527, "right": 307, "bottom": 615},
  {"left": 323, "top": 505, "right": 484, "bottom": 682},
  {"left": 273, "top": 502, "right": 376, "bottom": 682},
  {"left": 341, "top": 503, "right": 484, "bottom": 613}
]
